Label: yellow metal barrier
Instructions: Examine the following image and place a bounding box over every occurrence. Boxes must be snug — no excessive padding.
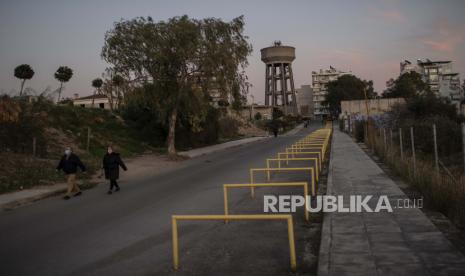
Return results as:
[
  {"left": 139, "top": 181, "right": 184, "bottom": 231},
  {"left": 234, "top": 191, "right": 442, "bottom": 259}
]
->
[
  {"left": 278, "top": 151, "right": 322, "bottom": 168},
  {"left": 249, "top": 167, "right": 316, "bottom": 196},
  {"left": 287, "top": 146, "right": 327, "bottom": 161},
  {"left": 289, "top": 144, "right": 326, "bottom": 155},
  {"left": 266, "top": 158, "right": 319, "bottom": 181},
  {"left": 171, "top": 214, "right": 297, "bottom": 272},
  {"left": 223, "top": 182, "right": 309, "bottom": 221}
]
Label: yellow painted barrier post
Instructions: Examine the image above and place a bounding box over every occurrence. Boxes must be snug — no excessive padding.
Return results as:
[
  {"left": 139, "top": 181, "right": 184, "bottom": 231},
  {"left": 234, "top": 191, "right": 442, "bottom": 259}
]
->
[
  {"left": 171, "top": 214, "right": 297, "bottom": 272},
  {"left": 223, "top": 185, "right": 229, "bottom": 223},
  {"left": 172, "top": 216, "right": 179, "bottom": 270},
  {"left": 287, "top": 216, "right": 297, "bottom": 271},
  {"left": 266, "top": 159, "right": 271, "bottom": 181}
]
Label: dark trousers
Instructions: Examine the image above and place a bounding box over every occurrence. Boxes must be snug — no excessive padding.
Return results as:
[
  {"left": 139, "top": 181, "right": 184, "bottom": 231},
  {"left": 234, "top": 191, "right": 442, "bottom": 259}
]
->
[{"left": 109, "top": 179, "right": 119, "bottom": 190}]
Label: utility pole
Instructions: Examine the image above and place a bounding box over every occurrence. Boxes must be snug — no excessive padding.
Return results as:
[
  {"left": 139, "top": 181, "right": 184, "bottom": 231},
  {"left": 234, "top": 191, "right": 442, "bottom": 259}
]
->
[
  {"left": 462, "top": 123, "right": 465, "bottom": 174},
  {"left": 363, "top": 87, "right": 371, "bottom": 149}
]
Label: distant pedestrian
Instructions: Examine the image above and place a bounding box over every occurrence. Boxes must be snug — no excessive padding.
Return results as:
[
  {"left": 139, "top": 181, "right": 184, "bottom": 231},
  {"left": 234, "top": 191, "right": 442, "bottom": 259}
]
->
[
  {"left": 56, "top": 147, "right": 86, "bottom": 200},
  {"left": 103, "top": 145, "right": 127, "bottom": 194},
  {"left": 273, "top": 127, "right": 279, "bottom": 137}
]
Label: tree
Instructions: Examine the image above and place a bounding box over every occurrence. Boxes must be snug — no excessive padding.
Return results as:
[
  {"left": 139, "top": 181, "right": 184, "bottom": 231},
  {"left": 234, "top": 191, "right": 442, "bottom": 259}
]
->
[
  {"left": 323, "top": 74, "right": 375, "bottom": 116},
  {"left": 382, "top": 71, "right": 429, "bottom": 98},
  {"left": 91, "top": 78, "right": 103, "bottom": 107},
  {"left": 54, "top": 66, "right": 73, "bottom": 102},
  {"left": 112, "top": 75, "right": 125, "bottom": 110},
  {"left": 102, "top": 15, "right": 252, "bottom": 156},
  {"left": 14, "top": 64, "right": 35, "bottom": 96}
]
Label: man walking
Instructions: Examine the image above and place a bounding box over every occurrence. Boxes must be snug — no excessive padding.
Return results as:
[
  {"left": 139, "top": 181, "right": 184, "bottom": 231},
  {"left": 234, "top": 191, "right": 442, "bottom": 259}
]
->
[{"left": 56, "top": 147, "right": 86, "bottom": 200}]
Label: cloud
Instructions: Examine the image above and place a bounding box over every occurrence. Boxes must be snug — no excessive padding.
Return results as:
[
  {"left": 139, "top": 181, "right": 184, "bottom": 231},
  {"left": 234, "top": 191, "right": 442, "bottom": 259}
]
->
[
  {"left": 421, "top": 17, "right": 465, "bottom": 53},
  {"left": 369, "top": 5, "right": 406, "bottom": 23},
  {"left": 377, "top": 10, "right": 406, "bottom": 23}
]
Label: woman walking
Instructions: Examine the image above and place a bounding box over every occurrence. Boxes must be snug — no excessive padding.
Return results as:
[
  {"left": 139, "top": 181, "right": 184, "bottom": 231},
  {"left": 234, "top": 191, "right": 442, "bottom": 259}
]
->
[{"left": 103, "top": 145, "right": 127, "bottom": 194}]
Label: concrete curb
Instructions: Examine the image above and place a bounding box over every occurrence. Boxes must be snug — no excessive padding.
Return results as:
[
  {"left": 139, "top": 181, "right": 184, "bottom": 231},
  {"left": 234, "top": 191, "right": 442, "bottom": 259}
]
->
[
  {"left": 178, "top": 123, "right": 304, "bottom": 158},
  {"left": 317, "top": 126, "right": 334, "bottom": 276},
  {"left": 0, "top": 185, "right": 67, "bottom": 211},
  {"left": 0, "top": 180, "right": 99, "bottom": 211},
  {"left": 178, "top": 136, "right": 270, "bottom": 158}
]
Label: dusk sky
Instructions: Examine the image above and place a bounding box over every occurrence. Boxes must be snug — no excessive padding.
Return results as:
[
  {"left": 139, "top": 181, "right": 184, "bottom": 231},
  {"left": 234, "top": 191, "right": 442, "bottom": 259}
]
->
[{"left": 1, "top": 0, "right": 465, "bottom": 103}]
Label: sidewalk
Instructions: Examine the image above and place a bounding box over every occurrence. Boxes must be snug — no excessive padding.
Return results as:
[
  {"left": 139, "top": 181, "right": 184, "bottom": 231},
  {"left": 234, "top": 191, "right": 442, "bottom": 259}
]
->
[
  {"left": 318, "top": 128, "right": 465, "bottom": 276},
  {"left": 178, "top": 136, "right": 269, "bottom": 158}
]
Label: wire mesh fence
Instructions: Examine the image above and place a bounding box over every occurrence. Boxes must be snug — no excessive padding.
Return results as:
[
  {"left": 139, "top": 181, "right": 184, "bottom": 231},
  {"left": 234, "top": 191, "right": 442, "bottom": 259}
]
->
[{"left": 341, "top": 117, "right": 465, "bottom": 228}]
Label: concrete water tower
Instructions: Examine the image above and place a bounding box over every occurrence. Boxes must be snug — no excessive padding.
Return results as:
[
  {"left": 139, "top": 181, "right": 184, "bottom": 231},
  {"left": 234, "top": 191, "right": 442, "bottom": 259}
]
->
[{"left": 261, "top": 41, "right": 297, "bottom": 115}]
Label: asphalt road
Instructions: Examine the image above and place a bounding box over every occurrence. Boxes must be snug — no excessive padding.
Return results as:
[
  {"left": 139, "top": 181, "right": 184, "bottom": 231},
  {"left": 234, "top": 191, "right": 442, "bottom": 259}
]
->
[{"left": 0, "top": 125, "right": 320, "bottom": 276}]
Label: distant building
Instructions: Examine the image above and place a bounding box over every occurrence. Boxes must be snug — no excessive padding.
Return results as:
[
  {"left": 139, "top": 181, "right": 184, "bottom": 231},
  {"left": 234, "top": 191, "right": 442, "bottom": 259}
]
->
[
  {"left": 400, "top": 59, "right": 463, "bottom": 106},
  {"left": 73, "top": 94, "right": 113, "bottom": 109},
  {"left": 295, "top": 85, "right": 313, "bottom": 118},
  {"left": 311, "top": 66, "right": 350, "bottom": 119}
]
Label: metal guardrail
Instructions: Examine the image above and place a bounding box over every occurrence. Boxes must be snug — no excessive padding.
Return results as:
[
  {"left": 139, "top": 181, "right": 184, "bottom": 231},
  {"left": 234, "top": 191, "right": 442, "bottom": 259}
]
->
[
  {"left": 223, "top": 182, "right": 309, "bottom": 221},
  {"left": 169, "top": 127, "right": 333, "bottom": 273},
  {"left": 266, "top": 157, "right": 319, "bottom": 181},
  {"left": 278, "top": 151, "right": 322, "bottom": 167},
  {"left": 249, "top": 167, "right": 316, "bottom": 196}
]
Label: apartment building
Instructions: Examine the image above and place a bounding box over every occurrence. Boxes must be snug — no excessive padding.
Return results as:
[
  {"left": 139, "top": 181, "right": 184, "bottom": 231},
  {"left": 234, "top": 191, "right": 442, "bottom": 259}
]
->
[
  {"left": 311, "top": 66, "right": 349, "bottom": 119},
  {"left": 296, "top": 84, "right": 313, "bottom": 118},
  {"left": 400, "top": 59, "right": 463, "bottom": 106}
]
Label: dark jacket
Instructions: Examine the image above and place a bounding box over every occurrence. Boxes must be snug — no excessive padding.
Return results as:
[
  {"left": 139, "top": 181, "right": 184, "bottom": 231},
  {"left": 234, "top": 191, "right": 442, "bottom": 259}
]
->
[
  {"left": 56, "top": 153, "right": 86, "bottom": 174},
  {"left": 103, "top": 152, "right": 127, "bottom": 180}
]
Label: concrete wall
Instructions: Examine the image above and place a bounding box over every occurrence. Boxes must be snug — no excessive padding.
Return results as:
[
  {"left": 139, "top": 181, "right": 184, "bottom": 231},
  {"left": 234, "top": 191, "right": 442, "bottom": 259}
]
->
[
  {"left": 340, "top": 98, "right": 405, "bottom": 116},
  {"left": 241, "top": 105, "right": 273, "bottom": 120}
]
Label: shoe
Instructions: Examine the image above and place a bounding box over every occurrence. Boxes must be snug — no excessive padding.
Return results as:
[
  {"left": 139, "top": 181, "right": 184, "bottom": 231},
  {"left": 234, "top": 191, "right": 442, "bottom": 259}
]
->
[
  {"left": 107, "top": 190, "right": 112, "bottom": 194},
  {"left": 115, "top": 187, "right": 120, "bottom": 192},
  {"left": 74, "top": 191, "right": 82, "bottom": 197},
  {"left": 63, "top": 195, "right": 71, "bottom": 200}
]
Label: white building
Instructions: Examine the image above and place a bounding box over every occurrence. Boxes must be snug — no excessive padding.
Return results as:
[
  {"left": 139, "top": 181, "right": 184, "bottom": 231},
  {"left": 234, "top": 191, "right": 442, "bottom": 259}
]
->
[
  {"left": 73, "top": 94, "right": 113, "bottom": 109},
  {"left": 295, "top": 85, "right": 313, "bottom": 118},
  {"left": 311, "top": 67, "right": 349, "bottom": 119},
  {"left": 400, "top": 59, "right": 463, "bottom": 106}
]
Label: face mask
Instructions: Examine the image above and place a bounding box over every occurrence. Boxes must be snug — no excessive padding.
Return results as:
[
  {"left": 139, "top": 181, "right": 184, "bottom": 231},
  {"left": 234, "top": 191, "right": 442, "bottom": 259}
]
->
[{"left": 65, "top": 149, "right": 71, "bottom": 155}]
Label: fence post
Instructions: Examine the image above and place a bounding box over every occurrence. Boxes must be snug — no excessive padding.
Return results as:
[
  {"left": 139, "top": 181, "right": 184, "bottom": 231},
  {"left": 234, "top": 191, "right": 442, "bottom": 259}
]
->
[
  {"left": 399, "top": 128, "right": 403, "bottom": 160},
  {"left": 433, "top": 124, "right": 439, "bottom": 174},
  {"left": 462, "top": 123, "right": 465, "bottom": 175},
  {"left": 86, "top": 127, "right": 91, "bottom": 152},
  {"left": 32, "top": 137, "right": 36, "bottom": 157},
  {"left": 383, "top": 128, "right": 387, "bottom": 154},
  {"left": 410, "top": 127, "right": 416, "bottom": 178},
  {"left": 390, "top": 128, "right": 393, "bottom": 148},
  {"left": 364, "top": 122, "right": 368, "bottom": 144}
]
